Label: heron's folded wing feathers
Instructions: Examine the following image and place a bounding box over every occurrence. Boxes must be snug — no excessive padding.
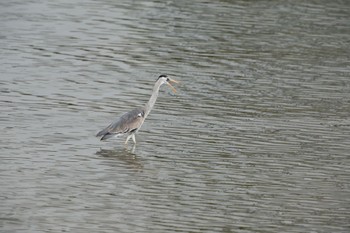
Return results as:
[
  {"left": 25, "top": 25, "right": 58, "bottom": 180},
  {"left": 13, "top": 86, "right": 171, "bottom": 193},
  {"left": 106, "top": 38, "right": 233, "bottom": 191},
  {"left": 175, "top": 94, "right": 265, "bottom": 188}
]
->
[{"left": 96, "top": 108, "right": 145, "bottom": 138}]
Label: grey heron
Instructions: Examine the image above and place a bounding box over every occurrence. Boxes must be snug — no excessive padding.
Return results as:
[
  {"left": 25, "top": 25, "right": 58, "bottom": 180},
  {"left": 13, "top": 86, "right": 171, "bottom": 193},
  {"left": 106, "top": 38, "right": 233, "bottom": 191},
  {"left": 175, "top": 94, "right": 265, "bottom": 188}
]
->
[{"left": 96, "top": 74, "right": 178, "bottom": 145}]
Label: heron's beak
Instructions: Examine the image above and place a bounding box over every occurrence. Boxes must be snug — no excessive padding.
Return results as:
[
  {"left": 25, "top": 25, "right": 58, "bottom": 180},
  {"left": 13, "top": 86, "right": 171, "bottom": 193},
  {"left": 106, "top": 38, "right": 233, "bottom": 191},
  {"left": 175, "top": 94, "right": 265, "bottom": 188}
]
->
[{"left": 167, "top": 78, "right": 179, "bottom": 93}]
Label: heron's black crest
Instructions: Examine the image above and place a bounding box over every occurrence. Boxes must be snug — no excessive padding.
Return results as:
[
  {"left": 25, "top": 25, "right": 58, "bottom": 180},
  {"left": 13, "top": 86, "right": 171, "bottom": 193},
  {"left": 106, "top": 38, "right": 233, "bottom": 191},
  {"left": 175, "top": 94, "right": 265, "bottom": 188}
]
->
[{"left": 156, "top": 74, "right": 168, "bottom": 81}]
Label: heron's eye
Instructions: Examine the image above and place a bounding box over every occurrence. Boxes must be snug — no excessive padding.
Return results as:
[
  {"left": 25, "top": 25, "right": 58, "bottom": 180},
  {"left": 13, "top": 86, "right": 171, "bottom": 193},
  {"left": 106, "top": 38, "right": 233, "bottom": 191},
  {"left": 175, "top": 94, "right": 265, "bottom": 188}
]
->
[{"left": 166, "top": 78, "right": 170, "bottom": 82}]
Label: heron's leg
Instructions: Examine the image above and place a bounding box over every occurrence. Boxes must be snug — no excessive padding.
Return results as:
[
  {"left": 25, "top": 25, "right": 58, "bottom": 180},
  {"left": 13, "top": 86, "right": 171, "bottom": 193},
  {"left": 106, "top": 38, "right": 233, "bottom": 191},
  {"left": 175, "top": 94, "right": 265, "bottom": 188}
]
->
[
  {"left": 125, "top": 135, "right": 132, "bottom": 145},
  {"left": 132, "top": 134, "right": 136, "bottom": 144}
]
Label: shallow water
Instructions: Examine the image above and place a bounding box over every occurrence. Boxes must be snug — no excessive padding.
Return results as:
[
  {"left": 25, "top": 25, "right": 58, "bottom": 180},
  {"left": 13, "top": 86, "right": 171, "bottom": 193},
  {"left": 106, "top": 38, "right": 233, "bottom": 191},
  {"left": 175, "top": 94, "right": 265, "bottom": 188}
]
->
[{"left": 1, "top": 0, "right": 350, "bottom": 232}]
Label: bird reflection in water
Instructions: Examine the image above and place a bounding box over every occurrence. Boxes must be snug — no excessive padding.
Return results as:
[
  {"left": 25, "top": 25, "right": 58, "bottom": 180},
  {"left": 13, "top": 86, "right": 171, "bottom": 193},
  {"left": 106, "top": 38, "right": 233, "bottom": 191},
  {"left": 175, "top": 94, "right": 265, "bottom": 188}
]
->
[{"left": 95, "top": 148, "right": 143, "bottom": 171}]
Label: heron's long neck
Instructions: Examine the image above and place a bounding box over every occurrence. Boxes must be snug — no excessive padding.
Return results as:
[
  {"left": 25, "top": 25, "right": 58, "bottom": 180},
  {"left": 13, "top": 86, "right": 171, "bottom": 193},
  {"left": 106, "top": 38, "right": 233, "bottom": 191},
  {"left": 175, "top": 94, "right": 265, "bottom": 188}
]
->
[{"left": 144, "top": 81, "right": 162, "bottom": 118}]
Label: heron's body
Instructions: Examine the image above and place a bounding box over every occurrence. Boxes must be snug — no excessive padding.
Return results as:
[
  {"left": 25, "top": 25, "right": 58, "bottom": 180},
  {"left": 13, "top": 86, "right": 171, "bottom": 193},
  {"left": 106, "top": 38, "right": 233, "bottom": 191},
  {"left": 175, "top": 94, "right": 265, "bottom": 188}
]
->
[
  {"left": 96, "top": 75, "right": 178, "bottom": 145},
  {"left": 96, "top": 107, "right": 145, "bottom": 142}
]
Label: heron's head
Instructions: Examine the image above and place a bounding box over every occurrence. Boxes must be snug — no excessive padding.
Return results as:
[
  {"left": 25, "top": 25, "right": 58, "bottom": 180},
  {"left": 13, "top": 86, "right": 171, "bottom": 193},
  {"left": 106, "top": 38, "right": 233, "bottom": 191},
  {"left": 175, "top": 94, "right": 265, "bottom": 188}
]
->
[{"left": 156, "top": 74, "right": 178, "bottom": 93}]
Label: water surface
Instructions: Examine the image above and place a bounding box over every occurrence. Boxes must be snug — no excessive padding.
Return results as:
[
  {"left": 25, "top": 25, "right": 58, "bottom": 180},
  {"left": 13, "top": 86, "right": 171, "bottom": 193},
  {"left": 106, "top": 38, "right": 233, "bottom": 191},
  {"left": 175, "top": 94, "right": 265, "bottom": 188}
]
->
[{"left": 1, "top": 0, "right": 349, "bottom": 232}]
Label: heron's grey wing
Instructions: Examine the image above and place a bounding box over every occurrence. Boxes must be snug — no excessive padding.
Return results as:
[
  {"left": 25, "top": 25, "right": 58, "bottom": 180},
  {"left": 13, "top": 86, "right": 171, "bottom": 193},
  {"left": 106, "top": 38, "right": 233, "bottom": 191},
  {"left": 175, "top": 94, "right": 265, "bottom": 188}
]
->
[{"left": 96, "top": 108, "right": 145, "bottom": 140}]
